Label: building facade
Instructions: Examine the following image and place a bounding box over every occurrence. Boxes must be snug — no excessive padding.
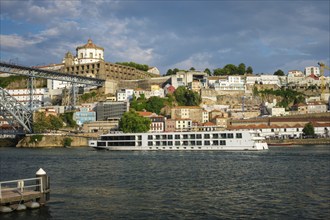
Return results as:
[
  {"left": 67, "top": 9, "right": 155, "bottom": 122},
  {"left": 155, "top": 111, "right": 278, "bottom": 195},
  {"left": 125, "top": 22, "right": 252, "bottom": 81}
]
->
[{"left": 96, "top": 101, "right": 129, "bottom": 121}]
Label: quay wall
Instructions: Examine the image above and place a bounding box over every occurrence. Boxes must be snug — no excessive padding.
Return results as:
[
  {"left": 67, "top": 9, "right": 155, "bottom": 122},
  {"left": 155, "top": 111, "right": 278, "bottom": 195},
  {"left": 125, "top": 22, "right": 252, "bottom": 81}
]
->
[
  {"left": 267, "top": 138, "right": 330, "bottom": 145},
  {"left": 16, "top": 134, "right": 92, "bottom": 148}
]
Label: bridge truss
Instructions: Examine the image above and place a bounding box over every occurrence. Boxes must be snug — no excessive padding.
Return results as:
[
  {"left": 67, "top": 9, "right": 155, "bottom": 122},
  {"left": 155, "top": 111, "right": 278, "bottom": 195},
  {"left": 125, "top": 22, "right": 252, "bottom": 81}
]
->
[
  {"left": 0, "top": 62, "right": 105, "bottom": 134},
  {"left": 0, "top": 87, "right": 33, "bottom": 133}
]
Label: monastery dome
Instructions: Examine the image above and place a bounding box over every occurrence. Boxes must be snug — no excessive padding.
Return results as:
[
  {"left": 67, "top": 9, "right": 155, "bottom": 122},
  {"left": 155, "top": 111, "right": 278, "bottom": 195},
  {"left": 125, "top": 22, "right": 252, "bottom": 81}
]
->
[{"left": 76, "top": 39, "right": 104, "bottom": 51}]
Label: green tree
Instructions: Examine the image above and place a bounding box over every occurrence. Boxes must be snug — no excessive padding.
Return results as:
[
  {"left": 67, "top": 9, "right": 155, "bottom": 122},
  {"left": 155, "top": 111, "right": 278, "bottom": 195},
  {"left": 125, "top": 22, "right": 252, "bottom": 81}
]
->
[
  {"left": 146, "top": 96, "right": 165, "bottom": 114},
  {"left": 48, "top": 115, "right": 63, "bottom": 131},
  {"left": 119, "top": 110, "right": 151, "bottom": 133},
  {"left": 185, "top": 90, "right": 202, "bottom": 106},
  {"left": 189, "top": 67, "right": 196, "bottom": 71},
  {"left": 204, "top": 68, "right": 212, "bottom": 76},
  {"left": 130, "top": 94, "right": 147, "bottom": 111},
  {"left": 237, "top": 63, "right": 246, "bottom": 75},
  {"left": 246, "top": 66, "right": 253, "bottom": 74},
  {"left": 60, "top": 112, "right": 77, "bottom": 128},
  {"left": 274, "top": 69, "right": 285, "bottom": 76},
  {"left": 166, "top": 69, "right": 174, "bottom": 76},
  {"left": 173, "top": 86, "right": 187, "bottom": 105},
  {"left": 173, "top": 86, "right": 201, "bottom": 106},
  {"left": 33, "top": 112, "right": 49, "bottom": 133},
  {"left": 223, "top": 64, "right": 238, "bottom": 75},
  {"left": 213, "top": 68, "right": 223, "bottom": 76},
  {"left": 63, "top": 137, "right": 73, "bottom": 147},
  {"left": 302, "top": 122, "right": 315, "bottom": 137}
]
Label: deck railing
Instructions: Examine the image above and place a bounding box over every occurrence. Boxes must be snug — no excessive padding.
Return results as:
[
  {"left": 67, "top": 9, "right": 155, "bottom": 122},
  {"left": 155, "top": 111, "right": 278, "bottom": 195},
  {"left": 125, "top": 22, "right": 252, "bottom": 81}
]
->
[{"left": 0, "top": 177, "right": 43, "bottom": 199}]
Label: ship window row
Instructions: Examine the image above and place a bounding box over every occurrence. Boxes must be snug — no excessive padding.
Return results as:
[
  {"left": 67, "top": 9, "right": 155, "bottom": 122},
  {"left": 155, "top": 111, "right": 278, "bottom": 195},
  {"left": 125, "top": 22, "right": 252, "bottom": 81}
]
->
[
  {"left": 147, "top": 140, "right": 226, "bottom": 146},
  {"left": 107, "top": 141, "right": 141, "bottom": 146},
  {"left": 147, "top": 133, "right": 241, "bottom": 140},
  {"left": 97, "top": 142, "right": 106, "bottom": 146},
  {"left": 101, "top": 135, "right": 141, "bottom": 141}
]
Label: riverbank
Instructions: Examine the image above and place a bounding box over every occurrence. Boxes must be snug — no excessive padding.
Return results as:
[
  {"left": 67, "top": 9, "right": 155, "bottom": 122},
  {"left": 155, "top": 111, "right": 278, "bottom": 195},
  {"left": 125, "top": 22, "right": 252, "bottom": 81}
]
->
[{"left": 266, "top": 138, "right": 330, "bottom": 146}]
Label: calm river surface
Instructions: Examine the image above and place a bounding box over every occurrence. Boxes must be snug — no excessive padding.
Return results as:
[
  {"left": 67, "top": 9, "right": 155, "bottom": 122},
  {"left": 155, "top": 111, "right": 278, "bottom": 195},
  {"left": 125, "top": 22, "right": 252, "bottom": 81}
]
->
[{"left": 0, "top": 145, "right": 329, "bottom": 220}]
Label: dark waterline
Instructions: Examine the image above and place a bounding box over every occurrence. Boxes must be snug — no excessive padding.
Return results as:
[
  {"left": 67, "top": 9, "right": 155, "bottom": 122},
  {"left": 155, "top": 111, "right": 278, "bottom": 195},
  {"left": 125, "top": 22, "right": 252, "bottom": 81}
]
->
[{"left": 0, "top": 145, "right": 329, "bottom": 219}]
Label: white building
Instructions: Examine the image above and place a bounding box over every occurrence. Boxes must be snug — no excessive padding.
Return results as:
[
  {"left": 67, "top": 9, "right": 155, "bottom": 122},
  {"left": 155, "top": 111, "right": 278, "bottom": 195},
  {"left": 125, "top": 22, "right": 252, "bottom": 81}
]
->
[
  {"left": 5, "top": 88, "right": 50, "bottom": 109},
  {"left": 176, "top": 119, "right": 193, "bottom": 131},
  {"left": 288, "top": 70, "right": 304, "bottom": 77},
  {"left": 63, "top": 39, "right": 104, "bottom": 65},
  {"left": 305, "top": 66, "right": 320, "bottom": 77},
  {"left": 147, "top": 67, "right": 160, "bottom": 75},
  {"left": 116, "top": 89, "right": 134, "bottom": 102},
  {"left": 268, "top": 107, "right": 287, "bottom": 117},
  {"left": 213, "top": 76, "right": 245, "bottom": 91},
  {"left": 246, "top": 75, "right": 281, "bottom": 87},
  {"left": 171, "top": 71, "right": 208, "bottom": 89}
]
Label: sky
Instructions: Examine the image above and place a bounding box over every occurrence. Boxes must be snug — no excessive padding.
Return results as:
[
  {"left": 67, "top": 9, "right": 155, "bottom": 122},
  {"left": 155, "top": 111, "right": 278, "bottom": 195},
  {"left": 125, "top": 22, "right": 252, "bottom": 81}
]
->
[{"left": 0, "top": 0, "right": 329, "bottom": 75}]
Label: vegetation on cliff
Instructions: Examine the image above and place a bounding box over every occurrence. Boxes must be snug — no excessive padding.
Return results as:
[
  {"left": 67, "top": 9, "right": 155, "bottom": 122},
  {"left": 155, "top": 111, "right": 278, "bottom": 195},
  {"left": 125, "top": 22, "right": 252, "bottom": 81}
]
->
[
  {"left": 115, "top": 61, "right": 149, "bottom": 71},
  {"left": 0, "top": 75, "right": 28, "bottom": 88},
  {"left": 33, "top": 112, "right": 63, "bottom": 133},
  {"left": 0, "top": 75, "right": 46, "bottom": 89},
  {"left": 173, "top": 86, "right": 201, "bottom": 106},
  {"left": 129, "top": 86, "right": 201, "bottom": 115},
  {"left": 254, "top": 87, "right": 305, "bottom": 109}
]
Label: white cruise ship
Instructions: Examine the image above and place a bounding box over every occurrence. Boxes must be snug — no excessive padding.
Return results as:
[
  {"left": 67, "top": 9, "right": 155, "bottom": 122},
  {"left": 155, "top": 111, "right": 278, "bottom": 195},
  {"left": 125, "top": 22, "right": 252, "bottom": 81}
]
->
[{"left": 89, "top": 130, "right": 268, "bottom": 151}]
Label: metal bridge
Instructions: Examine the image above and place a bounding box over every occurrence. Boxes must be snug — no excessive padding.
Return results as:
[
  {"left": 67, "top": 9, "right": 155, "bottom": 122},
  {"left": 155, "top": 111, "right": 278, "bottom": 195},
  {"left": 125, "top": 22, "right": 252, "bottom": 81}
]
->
[
  {"left": 0, "top": 62, "right": 105, "bottom": 86},
  {"left": 0, "top": 62, "right": 105, "bottom": 134}
]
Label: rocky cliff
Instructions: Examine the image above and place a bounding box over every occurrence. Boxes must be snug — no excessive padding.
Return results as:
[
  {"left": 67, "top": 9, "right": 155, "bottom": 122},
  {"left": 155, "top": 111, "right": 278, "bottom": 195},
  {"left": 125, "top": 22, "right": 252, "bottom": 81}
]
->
[{"left": 16, "top": 135, "right": 89, "bottom": 148}]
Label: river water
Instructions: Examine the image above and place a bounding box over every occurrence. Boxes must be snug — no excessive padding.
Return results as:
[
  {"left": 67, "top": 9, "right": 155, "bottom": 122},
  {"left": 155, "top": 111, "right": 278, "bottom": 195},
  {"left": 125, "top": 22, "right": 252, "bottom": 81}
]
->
[{"left": 0, "top": 145, "right": 329, "bottom": 220}]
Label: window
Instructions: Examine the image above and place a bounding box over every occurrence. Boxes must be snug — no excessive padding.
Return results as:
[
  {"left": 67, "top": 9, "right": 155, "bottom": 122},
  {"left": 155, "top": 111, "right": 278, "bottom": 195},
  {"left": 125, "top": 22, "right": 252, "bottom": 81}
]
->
[
  {"left": 204, "top": 134, "right": 210, "bottom": 139},
  {"left": 197, "top": 141, "right": 202, "bottom": 145},
  {"left": 220, "top": 140, "right": 226, "bottom": 145},
  {"left": 227, "top": 133, "right": 234, "bottom": 138},
  {"left": 236, "top": 133, "right": 242, "bottom": 139},
  {"left": 205, "top": 141, "right": 210, "bottom": 145},
  {"left": 221, "top": 133, "right": 227, "bottom": 138},
  {"left": 197, "top": 134, "right": 202, "bottom": 139}
]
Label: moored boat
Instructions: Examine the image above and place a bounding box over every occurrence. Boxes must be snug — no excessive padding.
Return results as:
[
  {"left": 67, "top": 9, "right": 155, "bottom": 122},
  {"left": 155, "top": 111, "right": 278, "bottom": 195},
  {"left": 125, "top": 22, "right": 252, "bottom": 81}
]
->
[{"left": 89, "top": 130, "right": 268, "bottom": 151}]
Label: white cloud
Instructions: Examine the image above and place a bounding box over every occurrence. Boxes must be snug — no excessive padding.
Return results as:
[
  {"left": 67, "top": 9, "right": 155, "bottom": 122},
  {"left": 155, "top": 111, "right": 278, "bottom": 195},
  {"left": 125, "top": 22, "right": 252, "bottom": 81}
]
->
[{"left": 0, "top": 34, "right": 41, "bottom": 49}]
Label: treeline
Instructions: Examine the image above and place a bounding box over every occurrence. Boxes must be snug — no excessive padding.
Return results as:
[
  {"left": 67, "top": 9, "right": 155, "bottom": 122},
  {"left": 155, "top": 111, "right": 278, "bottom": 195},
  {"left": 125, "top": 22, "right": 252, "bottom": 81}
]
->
[
  {"left": 255, "top": 87, "right": 305, "bottom": 110},
  {"left": 116, "top": 61, "right": 149, "bottom": 71},
  {"left": 165, "top": 63, "right": 254, "bottom": 76}
]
